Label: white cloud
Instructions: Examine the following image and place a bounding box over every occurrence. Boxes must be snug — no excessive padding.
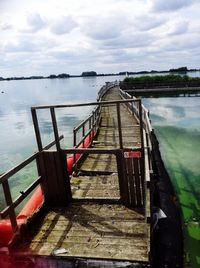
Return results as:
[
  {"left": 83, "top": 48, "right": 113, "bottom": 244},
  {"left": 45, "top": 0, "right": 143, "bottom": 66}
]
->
[
  {"left": 152, "top": 0, "right": 196, "bottom": 12},
  {"left": 168, "top": 21, "right": 189, "bottom": 36},
  {"left": 0, "top": 0, "right": 200, "bottom": 76},
  {"left": 136, "top": 15, "right": 167, "bottom": 31},
  {"left": 26, "top": 12, "right": 46, "bottom": 32},
  {"left": 102, "top": 32, "right": 155, "bottom": 50},
  {"left": 0, "top": 22, "right": 13, "bottom": 31},
  {"left": 50, "top": 16, "right": 78, "bottom": 35}
]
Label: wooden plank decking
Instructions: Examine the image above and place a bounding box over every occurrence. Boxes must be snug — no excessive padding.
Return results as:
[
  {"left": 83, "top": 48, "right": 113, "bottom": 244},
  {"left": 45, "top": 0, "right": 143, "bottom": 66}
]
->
[
  {"left": 71, "top": 87, "right": 141, "bottom": 200},
  {"left": 71, "top": 175, "right": 120, "bottom": 199},
  {"left": 12, "top": 203, "right": 149, "bottom": 262}
]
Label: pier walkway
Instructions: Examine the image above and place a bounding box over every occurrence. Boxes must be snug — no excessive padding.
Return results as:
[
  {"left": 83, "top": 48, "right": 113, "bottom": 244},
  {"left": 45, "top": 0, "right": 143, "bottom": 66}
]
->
[
  {"left": 1, "top": 85, "right": 152, "bottom": 267},
  {"left": 71, "top": 88, "right": 141, "bottom": 200}
]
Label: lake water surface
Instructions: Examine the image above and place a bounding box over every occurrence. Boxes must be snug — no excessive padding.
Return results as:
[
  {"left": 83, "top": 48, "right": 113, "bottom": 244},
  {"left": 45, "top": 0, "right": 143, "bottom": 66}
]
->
[
  {"left": 143, "top": 97, "right": 200, "bottom": 268},
  {"left": 0, "top": 75, "right": 199, "bottom": 267}
]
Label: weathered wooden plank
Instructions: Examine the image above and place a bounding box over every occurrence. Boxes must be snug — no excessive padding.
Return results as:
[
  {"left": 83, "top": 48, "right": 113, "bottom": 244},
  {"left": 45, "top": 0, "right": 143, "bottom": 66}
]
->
[
  {"left": 126, "top": 158, "right": 136, "bottom": 207},
  {"left": 133, "top": 158, "right": 142, "bottom": 207},
  {"left": 10, "top": 87, "right": 151, "bottom": 265},
  {"left": 26, "top": 236, "right": 147, "bottom": 246},
  {"left": 37, "top": 151, "right": 70, "bottom": 206},
  {"left": 145, "top": 187, "right": 151, "bottom": 223},
  {"left": 55, "top": 151, "right": 72, "bottom": 202},
  {"left": 16, "top": 241, "right": 148, "bottom": 262},
  {"left": 29, "top": 221, "right": 147, "bottom": 235},
  {"left": 72, "top": 189, "right": 120, "bottom": 199},
  {"left": 71, "top": 175, "right": 119, "bottom": 184},
  {"left": 46, "top": 203, "right": 144, "bottom": 216},
  {"left": 79, "top": 158, "right": 117, "bottom": 172},
  {"left": 43, "top": 151, "right": 58, "bottom": 205},
  {"left": 13, "top": 203, "right": 149, "bottom": 262},
  {"left": 71, "top": 183, "right": 119, "bottom": 189}
]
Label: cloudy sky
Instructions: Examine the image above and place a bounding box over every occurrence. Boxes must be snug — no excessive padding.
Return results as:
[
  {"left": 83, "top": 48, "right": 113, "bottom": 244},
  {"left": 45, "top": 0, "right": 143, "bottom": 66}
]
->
[{"left": 1, "top": 0, "right": 200, "bottom": 77}]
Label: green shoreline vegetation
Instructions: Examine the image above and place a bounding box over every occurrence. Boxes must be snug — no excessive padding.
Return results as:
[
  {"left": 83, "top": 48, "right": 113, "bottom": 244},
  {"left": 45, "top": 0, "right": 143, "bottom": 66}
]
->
[
  {"left": 122, "top": 74, "right": 200, "bottom": 98},
  {"left": 123, "top": 74, "right": 200, "bottom": 83}
]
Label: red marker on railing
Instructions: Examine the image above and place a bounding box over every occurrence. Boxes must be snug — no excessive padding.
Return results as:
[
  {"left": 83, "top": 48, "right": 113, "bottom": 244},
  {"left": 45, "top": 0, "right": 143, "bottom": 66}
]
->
[{"left": 124, "top": 151, "right": 141, "bottom": 158}]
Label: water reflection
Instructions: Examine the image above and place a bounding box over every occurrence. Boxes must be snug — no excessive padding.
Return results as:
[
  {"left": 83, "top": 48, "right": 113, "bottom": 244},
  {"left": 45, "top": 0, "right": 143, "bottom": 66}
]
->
[
  {"left": 0, "top": 75, "right": 122, "bottom": 212},
  {"left": 144, "top": 96, "right": 200, "bottom": 268},
  {"left": 0, "top": 78, "right": 95, "bottom": 172},
  {"left": 143, "top": 97, "right": 200, "bottom": 130}
]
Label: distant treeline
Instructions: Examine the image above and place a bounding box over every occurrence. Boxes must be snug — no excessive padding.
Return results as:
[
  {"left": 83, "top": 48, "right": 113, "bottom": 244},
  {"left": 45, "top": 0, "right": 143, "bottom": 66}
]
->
[
  {"left": 1, "top": 66, "right": 200, "bottom": 81},
  {"left": 123, "top": 74, "right": 200, "bottom": 83}
]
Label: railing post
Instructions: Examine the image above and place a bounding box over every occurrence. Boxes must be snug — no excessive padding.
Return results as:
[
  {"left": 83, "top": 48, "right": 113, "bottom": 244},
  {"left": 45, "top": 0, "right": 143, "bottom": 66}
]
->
[
  {"left": 50, "top": 108, "right": 60, "bottom": 151},
  {"left": 73, "top": 128, "right": 76, "bottom": 147},
  {"left": 82, "top": 124, "right": 85, "bottom": 147},
  {"left": 2, "top": 181, "right": 18, "bottom": 232},
  {"left": 73, "top": 128, "right": 76, "bottom": 163},
  {"left": 89, "top": 116, "right": 92, "bottom": 140},
  {"left": 138, "top": 100, "right": 144, "bottom": 150},
  {"left": 92, "top": 110, "right": 95, "bottom": 134},
  {"left": 37, "top": 151, "right": 72, "bottom": 206},
  {"left": 116, "top": 150, "right": 129, "bottom": 206},
  {"left": 138, "top": 100, "right": 145, "bottom": 210},
  {"left": 31, "top": 108, "right": 43, "bottom": 151},
  {"left": 116, "top": 103, "right": 123, "bottom": 149}
]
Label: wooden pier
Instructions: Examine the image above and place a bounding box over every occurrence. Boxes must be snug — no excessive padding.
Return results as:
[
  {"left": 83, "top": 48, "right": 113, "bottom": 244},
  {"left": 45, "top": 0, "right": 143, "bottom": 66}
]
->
[{"left": 0, "top": 83, "right": 153, "bottom": 267}]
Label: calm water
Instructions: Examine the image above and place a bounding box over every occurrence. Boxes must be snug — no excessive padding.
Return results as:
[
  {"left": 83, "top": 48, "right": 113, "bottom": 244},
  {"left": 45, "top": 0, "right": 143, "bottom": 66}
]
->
[
  {"left": 0, "top": 76, "right": 122, "bottom": 210},
  {"left": 0, "top": 74, "right": 199, "bottom": 267},
  {"left": 143, "top": 97, "right": 200, "bottom": 268}
]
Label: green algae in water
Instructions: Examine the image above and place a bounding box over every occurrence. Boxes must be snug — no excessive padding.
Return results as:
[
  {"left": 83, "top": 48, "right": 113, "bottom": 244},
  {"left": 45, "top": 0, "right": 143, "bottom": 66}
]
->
[{"left": 155, "top": 125, "right": 200, "bottom": 268}]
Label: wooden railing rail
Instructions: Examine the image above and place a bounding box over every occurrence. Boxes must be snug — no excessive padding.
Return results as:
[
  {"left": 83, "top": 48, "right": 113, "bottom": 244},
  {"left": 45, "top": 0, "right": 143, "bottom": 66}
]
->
[
  {"left": 73, "top": 106, "right": 100, "bottom": 147},
  {"left": 0, "top": 135, "right": 63, "bottom": 185},
  {"left": 32, "top": 98, "right": 142, "bottom": 153},
  {"left": 0, "top": 176, "right": 42, "bottom": 219},
  {"left": 0, "top": 135, "right": 63, "bottom": 232},
  {"left": 72, "top": 105, "right": 101, "bottom": 163},
  {"left": 63, "top": 147, "right": 141, "bottom": 155},
  {"left": 98, "top": 81, "right": 119, "bottom": 101},
  {"left": 31, "top": 98, "right": 138, "bottom": 110}
]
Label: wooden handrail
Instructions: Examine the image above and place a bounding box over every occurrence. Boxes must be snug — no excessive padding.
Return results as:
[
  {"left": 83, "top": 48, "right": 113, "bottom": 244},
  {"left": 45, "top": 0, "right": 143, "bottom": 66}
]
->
[
  {"left": 0, "top": 135, "right": 64, "bottom": 184},
  {"left": 63, "top": 147, "right": 141, "bottom": 155},
  {"left": 74, "top": 114, "right": 93, "bottom": 132},
  {"left": 73, "top": 105, "right": 100, "bottom": 149},
  {"left": 0, "top": 136, "right": 64, "bottom": 231},
  {"left": 31, "top": 98, "right": 141, "bottom": 110},
  {"left": 0, "top": 154, "right": 37, "bottom": 184},
  {"left": 0, "top": 176, "right": 42, "bottom": 219}
]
